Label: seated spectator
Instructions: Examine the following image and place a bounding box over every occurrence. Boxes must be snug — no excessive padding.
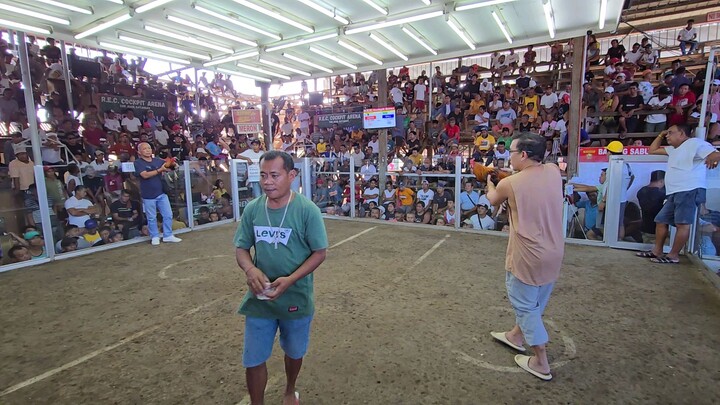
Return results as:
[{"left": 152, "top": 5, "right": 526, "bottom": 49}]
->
[
  {"left": 443, "top": 200, "right": 457, "bottom": 226},
  {"left": 111, "top": 189, "right": 141, "bottom": 238},
  {"left": 440, "top": 117, "right": 461, "bottom": 145},
  {"left": 467, "top": 204, "right": 495, "bottom": 230},
  {"left": 574, "top": 191, "right": 602, "bottom": 240},
  {"left": 59, "top": 237, "right": 79, "bottom": 253},
  {"left": 79, "top": 219, "right": 102, "bottom": 247},
  {"left": 196, "top": 206, "right": 211, "bottom": 225},
  {"left": 645, "top": 86, "right": 673, "bottom": 133},
  {"left": 64, "top": 185, "right": 98, "bottom": 229},
  {"left": 396, "top": 182, "right": 415, "bottom": 213},
  {"left": 459, "top": 181, "right": 480, "bottom": 220},
  {"left": 677, "top": 19, "right": 698, "bottom": 55},
  {"left": 382, "top": 202, "right": 397, "bottom": 220}
]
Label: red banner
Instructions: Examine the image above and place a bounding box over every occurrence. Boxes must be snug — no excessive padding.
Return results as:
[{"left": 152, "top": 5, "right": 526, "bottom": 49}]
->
[{"left": 578, "top": 146, "right": 650, "bottom": 162}]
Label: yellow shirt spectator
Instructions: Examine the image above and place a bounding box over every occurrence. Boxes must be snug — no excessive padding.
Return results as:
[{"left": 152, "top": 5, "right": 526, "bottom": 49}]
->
[
  {"left": 317, "top": 141, "right": 327, "bottom": 153},
  {"left": 409, "top": 153, "right": 423, "bottom": 167},
  {"left": 474, "top": 134, "right": 496, "bottom": 151},
  {"left": 468, "top": 98, "right": 486, "bottom": 116},
  {"left": 396, "top": 186, "right": 415, "bottom": 207},
  {"left": 351, "top": 130, "right": 363, "bottom": 142}
]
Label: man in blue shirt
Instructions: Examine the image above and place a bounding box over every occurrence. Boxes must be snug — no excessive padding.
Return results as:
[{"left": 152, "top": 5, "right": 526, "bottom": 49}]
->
[
  {"left": 134, "top": 142, "right": 182, "bottom": 245},
  {"left": 460, "top": 181, "right": 480, "bottom": 220},
  {"left": 574, "top": 191, "right": 602, "bottom": 240}
]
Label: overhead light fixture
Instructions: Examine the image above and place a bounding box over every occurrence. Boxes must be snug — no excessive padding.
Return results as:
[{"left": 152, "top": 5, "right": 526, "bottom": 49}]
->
[
  {"left": 0, "top": 4, "right": 70, "bottom": 25},
  {"left": 144, "top": 25, "right": 234, "bottom": 53},
  {"left": 117, "top": 35, "right": 210, "bottom": 60},
  {"left": 542, "top": 0, "right": 555, "bottom": 39},
  {"left": 401, "top": 26, "right": 437, "bottom": 55},
  {"left": 296, "top": 0, "right": 348, "bottom": 24},
  {"left": 345, "top": 10, "right": 443, "bottom": 35},
  {"left": 75, "top": 13, "right": 131, "bottom": 39},
  {"left": 421, "top": 0, "right": 431, "bottom": 5},
  {"left": 362, "top": 0, "right": 387, "bottom": 15},
  {"left": 32, "top": 0, "right": 93, "bottom": 15},
  {"left": 98, "top": 42, "right": 190, "bottom": 64},
  {"left": 282, "top": 53, "right": 333, "bottom": 73},
  {"left": 368, "top": 33, "right": 408, "bottom": 61},
  {"left": 135, "top": 0, "right": 174, "bottom": 13},
  {"left": 446, "top": 19, "right": 475, "bottom": 50},
  {"left": 337, "top": 40, "right": 382, "bottom": 65},
  {"left": 455, "top": 0, "right": 516, "bottom": 11},
  {"left": 258, "top": 58, "right": 311, "bottom": 76},
  {"left": 217, "top": 68, "right": 271, "bottom": 83},
  {"left": 491, "top": 10, "right": 513, "bottom": 43},
  {"left": 599, "top": 0, "right": 607, "bottom": 29},
  {"left": 309, "top": 47, "right": 357, "bottom": 69},
  {"left": 203, "top": 50, "right": 259, "bottom": 67},
  {"left": 167, "top": 15, "right": 257, "bottom": 47},
  {"left": 104, "top": 0, "right": 124, "bottom": 4},
  {"left": 265, "top": 32, "right": 338, "bottom": 52},
  {"left": 193, "top": 4, "right": 281, "bottom": 41},
  {"left": 0, "top": 18, "right": 51, "bottom": 34},
  {"left": 233, "top": 0, "right": 314, "bottom": 33},
  {"left": 236, "top": 63, "right": 291, "bottom": 79}
]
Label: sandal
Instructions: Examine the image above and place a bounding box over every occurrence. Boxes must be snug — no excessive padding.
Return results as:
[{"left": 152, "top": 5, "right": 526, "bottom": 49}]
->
[
  {"left": 635, "top": 250, "right": 658, "bottom": 258},
  {"left": 650, "top": 256, "right": 679, "bottom": 264}
]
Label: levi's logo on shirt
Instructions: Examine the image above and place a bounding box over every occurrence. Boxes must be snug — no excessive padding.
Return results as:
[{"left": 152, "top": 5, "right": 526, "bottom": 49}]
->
[{"left": 254, "top": 226, "right": 292, "bottom": 246}]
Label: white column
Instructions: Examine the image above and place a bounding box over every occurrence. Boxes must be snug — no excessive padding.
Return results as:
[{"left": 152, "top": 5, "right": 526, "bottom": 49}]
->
[
  {"left": 16, "top": 32, "right": 42, "bottom": 165},
  {"left": 59, "top": 40, "right": 75, "bottom": 115}
]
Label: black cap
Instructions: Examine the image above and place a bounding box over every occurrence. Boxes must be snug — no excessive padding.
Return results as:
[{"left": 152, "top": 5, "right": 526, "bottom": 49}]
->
[{"left": 659, "top": 86, "right": 673, "bottom": 95}]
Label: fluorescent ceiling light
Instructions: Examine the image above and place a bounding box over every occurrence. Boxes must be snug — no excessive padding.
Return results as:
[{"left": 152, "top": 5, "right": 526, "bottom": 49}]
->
[
  {"left": 296, "top": 0, "right": 348, "bottom": 24},
  {"left": 491, "top": 11, "right": 512, "bottom": 43},
  {"left": 233, "top": 0, "right": 314, "bottom": 33},
  {"left": 236, "top": 63, "right": 291, "bottom": 79},
  {"left": 421, "top": 0, "right": 431, "bottom": 5},
  {"left": 258, "top": 58, "right": 311, "bottom": 76},
  {"left": 599, "top": 0, "right": 607, "bottom": 29},
  {"left": 265, "top": 32, "right": 338, "bottom": 52},
  {"left": 337, "top": 40, "right": 382, "bottom": 65},
  {"left": 193, "top": 4, "right": 281, "bottom": 41},
  {"left": 542, "top": 0, "right": 555, "bottom": 39},
  {"left": 446, "top": 19, "right": 475, "bottom": 50},
  {"left": 368, "top": 33, "right": 408, "bottom": 61},
  {"left": 203, "top": 50, "right": 259, "bottom": 67},
  {"left": 105, "top": 0, "right": 124, "bottom": 4},
  {"left": 117, "top": 35, "right": 210, "bottom": 60},
  {"left": 345, "top": 10, "right": 443, "bottom": 35},
  {"left": 309, "top": 47, "right": 357, "bottom": 69},
  {"left": 167, "top": 15, "right": 257, "bottom": 47},
  {"left": 217, "top": 68, "right": 271, "bottom": 82},
  {"left": 135, "top": 0, "right": 174, "bottom": 13},
  {"left": 362, "top": 0, "right": 387, "bottom": 15},
  {"left": 0, "top": 4, "right": 70, "bottom": 25},
  {"left": 401, "top": 27, "right": 437, "bottom": 55},
  {"left": 283, "top": 53, "right": 333, "bottom": 73},
  {"left": 32, "top": 0, "right": 92, "bottom": 15},
  {"left": 0, "top": 18, "right": 51, "bottom": 34},
  {"left": 455, "top": 0, "right": 516, "bottom": 11},
  {"left": 144, "top": 25, "right": 234, "bottom": 53},
  {"left": 98, "top": 42, "right": 190, "bottom": 64},
  {"left": 75, "top": 13, "right": 131, "bottom": 39}
]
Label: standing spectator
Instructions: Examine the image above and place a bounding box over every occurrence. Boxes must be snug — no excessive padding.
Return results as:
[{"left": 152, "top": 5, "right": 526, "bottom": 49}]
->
[
  {"left": 639, "top": 125, "right": 719, "bottom": 263},
  {"left": 522, "top": 45, "right": 537, "bottom": 72},
  {"left": 636, "top": 170, "right": 666, "bottom": 240},
  {"left": 390, "top": 82, "right": 404, "bottom": 107},
  {"left": 414, "top": 79, "right": 427, "bottom": 112},
  {"left": 486, "top": 133, "right": 564, "bottom": 381},
  {"left": 0, "top": 88, "right": 19, "bottom": 123},
  {"left": 234, "top": 151, "right": 327, "bottom": 405},
  {"left": 9, "top": 145, "right": 34, "bottom": 196},
  {"left": 677, "top": 19, "right": 698, "bottom": 55},
  {"left": 604, "top": 39, "right": 626, "bottom": 65},
  {"left": 134, "top": 142, "right": 182, "bottom": 245}
]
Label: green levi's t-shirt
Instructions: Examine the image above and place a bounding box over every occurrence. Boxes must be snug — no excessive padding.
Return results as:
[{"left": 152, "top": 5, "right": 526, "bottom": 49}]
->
[{"left": 234, "top": 192, "right": 328, "bottom": 320}]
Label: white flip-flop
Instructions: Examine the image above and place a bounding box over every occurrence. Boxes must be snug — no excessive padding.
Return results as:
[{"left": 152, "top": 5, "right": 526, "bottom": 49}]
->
[
  {"left": 490, "top": 331, "right": 527, "bottom": 352},
  {"left": 514, "top": 354, "right": 552, "bottom": 381}
]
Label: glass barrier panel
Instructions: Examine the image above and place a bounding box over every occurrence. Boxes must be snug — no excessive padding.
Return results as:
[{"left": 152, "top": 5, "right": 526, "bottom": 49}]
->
[
  {"left": 233, "top": 160, "right": 259, "bottom": 217},
  {"left": 699, "top": 165, "right": 720, "bottom": 270},
  {"left": 189, "top": 160, "right": 232, "bottom": 225}
]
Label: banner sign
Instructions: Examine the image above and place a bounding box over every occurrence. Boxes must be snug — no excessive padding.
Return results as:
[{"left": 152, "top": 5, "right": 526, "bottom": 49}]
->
[
  {"left": 232, "top": 109, "right": 262, "bottom": 125},
  {"left": 316, "top": 112, "right": 363, "bottom": 129},
  {"left": 363, "top": 107, "right": 396, "bottom": 129},
  {"left": 236, "top": 124, "right": 262, "bottom": 133},
  {"left": 708, "top": 11, "right": 720, "bottom": 22},
  {"left": 99, "top": 95, "right": 169, "bottom": 119},
  {"left": 578, "top": 146, "right": 650, "bottom": 163}
]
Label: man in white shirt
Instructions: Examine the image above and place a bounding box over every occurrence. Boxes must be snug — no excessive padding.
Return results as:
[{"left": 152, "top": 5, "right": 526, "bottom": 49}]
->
[
  {"left": 416, "top": 180, "right": 435, "bottom": 208},
  {"left": 362, "top": 178, "right": 380, "bottom": 205},
  {"left": 506, "top": 49, "right": 520, "bottom": 75},
  {"left": 154, "top": 122, "right": 169, "bottom": 147},
  {"left": 296, "top": 108, "right": 311, "bottom": 135},
  {"left": 414, "top": 80, "right": 427, "bottom": 112},
  {"left": 368, "top": 134, "right": 380, "bottom": 155},
  {"left": 677, "top": 19, "right": 698, "bottom": 55},
  {"left": 625, "top": 43, "right": 643, "bottom": 66},
  {"left": 390, "top": 83, "right": 404, "bottom": 107},
  {"left": 237, "top": 139, "right": 265, "bottom": 197},
  {"left": 104, "top": 110, "right": 122, "bottom": 133},
  {"left": 540, "top": 86, "right": 559, "bottom": 121},
  {"left": 121, "top": 109, "right": 142, "bottom": 133},
  {"left": 359, "top": 158, "right": 377, "bottom": 182},
  {"left": 645, "top": 86, "right": 673, "bottom": 133},
  {"left": 479, "top": 78, "right": 493, "bottom": 94},
  {"left": 64, "top": 185, "right": 98, "bottom": 228},
  {"left": 644, "top": 124, "right": 720, "bottom": 263},
  {"left": 468, "top": 204, "right": 495, "bottom": 230}
]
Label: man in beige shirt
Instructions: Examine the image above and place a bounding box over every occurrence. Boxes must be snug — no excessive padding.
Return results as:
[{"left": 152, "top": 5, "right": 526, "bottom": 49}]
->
[
  {"left": 9, "top": 145, "right": 35, "bottom": 195},
  {"left": 486, "top": 133, "right": 564, "bottom": 381}
]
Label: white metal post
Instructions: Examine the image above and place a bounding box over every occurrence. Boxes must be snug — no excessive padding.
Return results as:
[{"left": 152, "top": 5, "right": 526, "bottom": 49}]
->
[
  {"left": 16, "top": 32, "right": 43, "bottom": 166},
  {"left": 696, "top": 47, "right": 717, "bottom": 139},
  {"left": 454, "top": 155, "right": 462, "bottom": 229},
  {"left": 59, "top": 40, "right": 75, "bottom": 115},
  {"left": 183, "top": 161, "right": 194, "bottom": 229},
  {"left": 302, "top": 157, "right": 312, "bottom": 200},
  {"left": 230, "top": 159, "right": 240, "bottom": 221},
  {"left": 350, "top": 156, "right": 356, "bottom": 218},
  {"left": 34, "top": 166, "right": 56, "bottom": 260}
]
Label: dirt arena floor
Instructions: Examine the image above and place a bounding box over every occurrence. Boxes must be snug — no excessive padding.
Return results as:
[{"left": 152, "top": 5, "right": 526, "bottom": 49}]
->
[{"left": 1, "top": 219, "right": 720, "bottom": 404}]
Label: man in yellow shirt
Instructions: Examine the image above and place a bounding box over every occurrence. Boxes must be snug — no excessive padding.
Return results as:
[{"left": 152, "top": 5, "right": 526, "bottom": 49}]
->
[
  {"left": 408, "top": 149, "right": 423, "bottom": 167},
  {"left": 468, "top": 93, "right": 486, "bottom": 116},
  {"left": 316, "top": 137, "right": 327, "bottom": 154},
  {"left": 474, "top": 128, "right": 496, "bottom": 166},
  {"left": 396, "top": 182, "right": 415, "bottom": 213}
]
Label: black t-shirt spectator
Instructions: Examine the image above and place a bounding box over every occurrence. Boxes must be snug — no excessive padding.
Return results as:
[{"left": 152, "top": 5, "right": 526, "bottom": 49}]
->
[
  {"left": 607, "top": 45, "right": 626, "bottom": 60},
  {"left": 620, "top": 94, "right": 644, "bottom": 113},
  {"left": 445, "top": 84, "right": 459, "bottom": 99},
  {"left": 465, "top": 82, "right": 480, "bottom": 95},
  {"left": 637, "top": 185, "right": 665, "bottom": 234},
  {"left": 168, "top": 141, "right": 188, "bottom": 160},
  {"left": 197, "top": 216, "right": 211, "bottom": 225},
  {"left": 407, "top": 138, "right": 421, "bottom": 153},
  {"left": 516, "top": 77, "right": 531, "bottom": 90},
  {"left": 42, "top": 45, "right": 61, "bottom": 60},
  {"left": 83, "top": 175, "right": 103, "bottom": 196},
  {"left": 519, "top": 121, "right": 533, "bottom": 132},
  {"left": 447, "top": 110, "right": 464, "bottom": 124},
  {"left": 433, "top": 189, "right": 454, "bottom": 209},
  {"left": 65, "top": 142, "right": 86, "bottom": 157},
  {"left": 111, "top": 199, "right": 141, "bottom": 227}
]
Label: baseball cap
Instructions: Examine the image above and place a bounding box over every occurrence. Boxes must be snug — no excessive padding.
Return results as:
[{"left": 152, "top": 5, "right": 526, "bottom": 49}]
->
[
  {"left": 659, "top": 86, "right": 673, "bottom": 95},
  {"left": 615, "top": 72, "right": 626, "bottom": 79},
  {"left": 476, "top": 203, "right": 489, "bottom": 209},
  {"left": 421, "top": 179, "right": 429, "bottom": 184},
  {"left": 95, "top": 150, "right": 104, "bottom": 156},
  {"left": 84, "top": 219, "right": 98, "bottom": 229},
  {"left": 196, "top": 147, "right": 208, "bottom": 155},
  {"left": 23, "top": 231, "right": 41, "bottom": 240},
  {"left": 398, "top": 181, "right": 405, "bottom": 187},
  {"left": 250, "top": 139, "right": 260, "bottom": 145},
  {"left": 12, "top": 144, "right": 27, "bottom": 154},
  {"left": 606, "top": 141, "right": 624, "bottom": 154},
  {"left": 605, "top": 86, "right": 615, "bottom": 94}
]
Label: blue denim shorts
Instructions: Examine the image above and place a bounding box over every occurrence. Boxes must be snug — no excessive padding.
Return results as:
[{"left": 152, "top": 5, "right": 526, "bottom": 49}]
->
[
  {"left": 242, "top": 315, "right": 313, "bottom": 368},
  {"left": 654, "top": 188, "right": 706, "bottom": 226}
]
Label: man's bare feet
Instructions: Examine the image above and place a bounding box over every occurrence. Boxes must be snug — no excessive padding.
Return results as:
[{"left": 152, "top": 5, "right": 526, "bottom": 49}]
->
[
  {"left": 282, "top": 391, "right": 299, "bottom": 405},
  {"left": 504, "top": 331, "right": 524, "bottom": 348},
  {"left": 527, "top": 356, "right": 551, "bottom": 375}
]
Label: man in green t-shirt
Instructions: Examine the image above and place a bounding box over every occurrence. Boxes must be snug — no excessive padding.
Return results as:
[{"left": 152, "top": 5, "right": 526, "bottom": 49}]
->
[{"left": 234, "top": 150, "right": 328, "bottom": 405}]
